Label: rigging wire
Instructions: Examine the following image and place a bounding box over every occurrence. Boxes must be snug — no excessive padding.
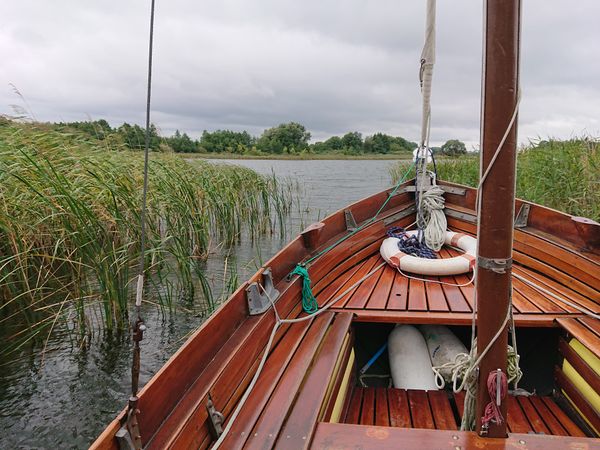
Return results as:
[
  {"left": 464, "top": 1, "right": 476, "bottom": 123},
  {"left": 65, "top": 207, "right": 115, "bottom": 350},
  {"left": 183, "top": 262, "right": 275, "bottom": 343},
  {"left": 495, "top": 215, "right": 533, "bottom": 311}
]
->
[{"left": 126, "top": 0, "right": 156, "bottom": 442}]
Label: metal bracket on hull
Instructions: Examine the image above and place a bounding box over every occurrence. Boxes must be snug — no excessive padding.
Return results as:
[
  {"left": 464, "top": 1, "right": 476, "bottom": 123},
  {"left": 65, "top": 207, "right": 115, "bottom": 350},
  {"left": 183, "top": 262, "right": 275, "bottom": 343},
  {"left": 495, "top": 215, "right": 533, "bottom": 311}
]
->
[
  {"left": 344, "top": 209, "right": 358, "bottom": 232},
  {"left": 514, "top": 203, "right": 531, "bottom": 228},
  {"left": 116, "top": 402, "right": 142, "bottom": 450},
  {"left": 206, "top": 396, "right": 224, "bottom": 440},
  {"left": 444, "top": 208, "right": 477, "bottom": 223},
  {"left": 477, "top": 256, "right": 513, "bottom": 274},
  {"left": 246, "top": 267, "right": 280, "bottom": 315}
]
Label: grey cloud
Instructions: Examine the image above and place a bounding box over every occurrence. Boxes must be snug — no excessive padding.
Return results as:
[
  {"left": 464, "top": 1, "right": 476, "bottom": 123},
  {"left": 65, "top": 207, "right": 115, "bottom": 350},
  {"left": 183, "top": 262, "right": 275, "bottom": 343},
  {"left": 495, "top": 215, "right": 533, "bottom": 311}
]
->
[{"left": 1, "top": 1, "right": 599, "bottom": 147}]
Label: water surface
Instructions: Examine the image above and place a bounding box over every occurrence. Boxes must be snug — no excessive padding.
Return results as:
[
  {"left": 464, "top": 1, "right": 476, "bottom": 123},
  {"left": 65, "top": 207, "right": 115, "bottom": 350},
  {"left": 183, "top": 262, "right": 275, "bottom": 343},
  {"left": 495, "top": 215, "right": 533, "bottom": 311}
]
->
[{"left": 0, "top": 159, "right": 399, "bottom": 449}]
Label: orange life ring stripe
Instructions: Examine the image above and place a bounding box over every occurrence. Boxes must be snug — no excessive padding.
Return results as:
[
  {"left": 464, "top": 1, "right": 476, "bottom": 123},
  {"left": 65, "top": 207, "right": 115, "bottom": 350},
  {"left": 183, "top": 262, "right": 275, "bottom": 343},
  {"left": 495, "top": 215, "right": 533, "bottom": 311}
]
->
[
  {"left": 450, "top": 233, "right": 467, "bottom": 247},
  {"left": 461, "top": 253, "right": 476, "bottom": 269}
]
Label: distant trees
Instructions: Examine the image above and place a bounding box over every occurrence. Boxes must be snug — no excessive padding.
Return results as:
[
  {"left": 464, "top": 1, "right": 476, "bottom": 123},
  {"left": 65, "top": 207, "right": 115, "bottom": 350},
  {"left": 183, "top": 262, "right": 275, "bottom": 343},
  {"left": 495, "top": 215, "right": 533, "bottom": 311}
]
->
[
  {"left": 201, "top": 130, "right": 254, "bottom": 153},
  {"left": 56, "top": 119, "right": 427, "bottom": 156},
  {"left": 440, "top": 139, "right": 467, "bottom": 156},
  {"left": 166, "top": 130, "right": 197, "bottom": 153},
  {"left": 257, "top": 122, "right": 311, "bottom": 154},
  {"left": 117, "top": 123, "right": 161, "bottom": 150}
]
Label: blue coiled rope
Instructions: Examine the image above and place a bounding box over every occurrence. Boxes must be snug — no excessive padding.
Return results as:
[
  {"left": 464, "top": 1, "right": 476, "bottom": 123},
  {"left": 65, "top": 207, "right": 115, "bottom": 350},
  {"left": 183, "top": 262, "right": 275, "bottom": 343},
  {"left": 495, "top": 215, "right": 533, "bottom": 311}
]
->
[{"left": 387, "top": 226, "right": 437, "bottom": 259}]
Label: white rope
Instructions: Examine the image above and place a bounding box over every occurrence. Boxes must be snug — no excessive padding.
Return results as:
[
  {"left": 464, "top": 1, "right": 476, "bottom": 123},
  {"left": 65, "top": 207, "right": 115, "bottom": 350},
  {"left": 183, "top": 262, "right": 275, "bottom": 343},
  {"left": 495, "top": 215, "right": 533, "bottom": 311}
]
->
[
  {"left": 210, "top": 262, "right": 386, "bottom": 449},
  {"left": 513, "top": 272, "right": 600, "bottom": 320},
  {"left": 419, "top": 185, "right": 447, "bottom": 251},
  {"left": 396, "top": 266, "right": 475, "bottom": 288}
]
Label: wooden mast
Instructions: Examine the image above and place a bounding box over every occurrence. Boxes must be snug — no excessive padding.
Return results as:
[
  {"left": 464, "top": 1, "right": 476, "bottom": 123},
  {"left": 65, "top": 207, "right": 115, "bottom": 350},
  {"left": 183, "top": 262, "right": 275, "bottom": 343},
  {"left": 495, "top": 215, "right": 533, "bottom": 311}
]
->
[{"left": 475, "top": 0, "right": 521, "bottom": 438}]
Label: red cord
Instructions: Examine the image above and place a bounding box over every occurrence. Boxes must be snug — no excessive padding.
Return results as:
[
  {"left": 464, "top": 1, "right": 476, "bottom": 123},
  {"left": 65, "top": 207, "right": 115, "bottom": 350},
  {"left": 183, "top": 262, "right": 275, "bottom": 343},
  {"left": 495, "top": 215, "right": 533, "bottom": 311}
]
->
[{"left": 481, "top": 370, "right": 508, "bottom": 430}]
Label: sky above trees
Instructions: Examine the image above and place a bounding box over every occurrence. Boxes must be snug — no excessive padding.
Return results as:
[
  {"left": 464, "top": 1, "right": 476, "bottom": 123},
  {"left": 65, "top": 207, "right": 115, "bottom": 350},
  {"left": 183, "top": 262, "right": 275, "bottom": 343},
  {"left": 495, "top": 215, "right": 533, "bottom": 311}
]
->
[{"left": 1, "top": 1, "right": 599, "bottom": 147}]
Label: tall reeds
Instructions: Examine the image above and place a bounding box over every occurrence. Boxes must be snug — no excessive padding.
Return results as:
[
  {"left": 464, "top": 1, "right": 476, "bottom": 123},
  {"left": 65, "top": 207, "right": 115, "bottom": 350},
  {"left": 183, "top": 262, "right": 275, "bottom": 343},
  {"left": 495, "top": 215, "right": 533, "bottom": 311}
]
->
[
  {"left": 0, "top": 120, "right": 291, "bottom": 354},
  {"left": 390, "top": 138, "right": 599, "bottom": 220}
]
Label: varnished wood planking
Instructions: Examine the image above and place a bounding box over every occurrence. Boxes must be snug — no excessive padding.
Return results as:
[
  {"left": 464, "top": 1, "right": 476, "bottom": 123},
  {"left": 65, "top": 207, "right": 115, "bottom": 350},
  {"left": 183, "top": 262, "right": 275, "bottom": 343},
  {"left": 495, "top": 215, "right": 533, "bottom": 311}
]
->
[
  {"left": 529, "top": 396, "right": 568, "bottom": 436},
  {"left": 557, "top": 318, "right": 600, "bottom": 360},
  {"left": 407, "top": 278, "right": 428, "bottom": 312},
  {"left": 273, "top": 313, "right": 354, "bottom": 450},
  {"left": 333, "top": 255, "right": 382, "bottom": 308},
  {"left": 386, "top": 270, "right": 409, "bottom": 310},
  {"left": 345, "top": 259, "right": 385, "bottom": 309},
  {"left": 407, "top": 390, "right": 435, "bottom": 429},
  {"left": 216, "top": 316, "right": 313, "bottom": 449},
  {"left": 366, "top": 265, "right": 396, "bottom": 310},
  {"left": 375, "top": 388, "right": 390, "bottom": 427},
  {"left": 242, "top": 312, "right": 336, "bottom": 450},
  {"left": 388, "top": 388, "right": 411, "bottom": 428},
  {"left": 517, "top": 396, "right": 551, "bottom": 434},
  {"left": 427, "top": 391, "right": 457, "bottom": 430},
  {"left": 555, "top": 366, "right": 600, "bottom": 433},
  {"left": 359, "top": 387, "right": 375, "bottom": 426},
  {"left": 541, "top": 396, "right": 587, "bottom": 437},
  {"left": 559, "top": 338, "right": 600, "bottom": 394},
  {"left": 344, "top": 387, "right": 363, "bottom": 425},
  {"left": 311, "top": 421, "right": 598, "bottom": 449}
]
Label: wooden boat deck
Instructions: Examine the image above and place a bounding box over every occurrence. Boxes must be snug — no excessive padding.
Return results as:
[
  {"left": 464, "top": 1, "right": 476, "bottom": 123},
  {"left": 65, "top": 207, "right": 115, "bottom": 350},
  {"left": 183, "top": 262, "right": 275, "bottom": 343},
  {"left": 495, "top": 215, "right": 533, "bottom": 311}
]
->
[
  {"left": 343, "top": 387, "right": 585, "bottom": 436},
  {"left": 316, "top": 248, "right": 599, "bottom": 327},
  {"left": 92, "top": 182, "right": 600, "bottom": 450}
]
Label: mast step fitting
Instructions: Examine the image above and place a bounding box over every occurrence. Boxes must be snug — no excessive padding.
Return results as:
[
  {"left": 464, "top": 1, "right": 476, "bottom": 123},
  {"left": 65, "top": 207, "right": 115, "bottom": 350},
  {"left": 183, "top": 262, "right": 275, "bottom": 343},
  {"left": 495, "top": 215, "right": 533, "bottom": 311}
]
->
[
  {"left": 514, "top": 203, "right": 531, "bottom": 228},
  {"left": 477, "top": 256, "right": 513, "bottom": 274},
  {"left": 246, "top": 267, "right": 280, "bottom": 315},
  {"left": 344, "top": 209, "right": 358, "bottom": 232},
  {"left": 206, "top": 396, "right": 225, "bottom": 440}
]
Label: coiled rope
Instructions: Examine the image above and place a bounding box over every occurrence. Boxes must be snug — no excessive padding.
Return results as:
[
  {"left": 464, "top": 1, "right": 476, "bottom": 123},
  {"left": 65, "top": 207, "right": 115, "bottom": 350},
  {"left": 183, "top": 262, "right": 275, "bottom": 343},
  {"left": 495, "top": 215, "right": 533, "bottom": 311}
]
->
[
  {"left": 291, "top": 265, "right": 318, "bottom": 314},
  {"left": 387, "top": 226, "right": 437, "bottom": 259},
  {"left": 418, "top": 185, "right": 447, "bottom": 251}
]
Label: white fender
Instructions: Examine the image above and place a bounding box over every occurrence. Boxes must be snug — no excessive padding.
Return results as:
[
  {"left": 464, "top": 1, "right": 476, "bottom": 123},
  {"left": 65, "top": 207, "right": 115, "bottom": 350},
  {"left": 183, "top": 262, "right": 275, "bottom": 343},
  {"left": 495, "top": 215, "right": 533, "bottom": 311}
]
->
[
  {"left": 388, "top": 325, "right": 438, "bottom": 390},
  {"left": 421, "top": 325, "right": 468, "bottom": 384},
  {"left": 380, "top": 230, "right": 476, "bottom": 276}
]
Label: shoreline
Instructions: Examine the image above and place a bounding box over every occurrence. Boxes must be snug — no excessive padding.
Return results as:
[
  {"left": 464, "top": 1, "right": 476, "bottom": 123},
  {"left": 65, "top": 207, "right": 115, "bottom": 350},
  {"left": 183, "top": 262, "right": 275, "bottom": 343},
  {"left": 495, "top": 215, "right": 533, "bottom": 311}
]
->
[{"left": 181, "top": 152, "right": 413, "bottom": 161}]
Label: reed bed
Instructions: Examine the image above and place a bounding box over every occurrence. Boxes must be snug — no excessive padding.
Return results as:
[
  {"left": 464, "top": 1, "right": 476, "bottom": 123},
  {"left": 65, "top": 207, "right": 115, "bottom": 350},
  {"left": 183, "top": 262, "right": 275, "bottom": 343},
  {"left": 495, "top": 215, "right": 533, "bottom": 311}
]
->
[
  {"left": 390, "top": 138, "right": 599, "bottom": 220},
  {"left": 0, "top": 120, "right": 291, "bottom": 354}
]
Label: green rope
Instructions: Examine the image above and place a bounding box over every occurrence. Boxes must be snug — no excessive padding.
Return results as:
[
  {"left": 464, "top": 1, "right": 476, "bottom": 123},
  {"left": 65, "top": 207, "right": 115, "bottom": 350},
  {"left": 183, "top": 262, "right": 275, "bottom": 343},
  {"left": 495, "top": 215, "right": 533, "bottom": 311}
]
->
[
  {"left": 302, "top": 161, "right": 416, "bottom": 268},
  {"left": 290, "top": 162, "right": 415, "bottom": 314},
  {"left": 292, "top": 265, "right": 318, "bottom": 314}
]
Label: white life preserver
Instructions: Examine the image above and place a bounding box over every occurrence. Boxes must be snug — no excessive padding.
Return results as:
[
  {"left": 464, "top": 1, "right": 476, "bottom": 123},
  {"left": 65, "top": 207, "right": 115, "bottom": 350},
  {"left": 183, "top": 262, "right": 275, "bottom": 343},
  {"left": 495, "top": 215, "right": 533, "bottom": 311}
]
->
[{"left": 380, "top": 230, "right": 476, "bottom": 276}]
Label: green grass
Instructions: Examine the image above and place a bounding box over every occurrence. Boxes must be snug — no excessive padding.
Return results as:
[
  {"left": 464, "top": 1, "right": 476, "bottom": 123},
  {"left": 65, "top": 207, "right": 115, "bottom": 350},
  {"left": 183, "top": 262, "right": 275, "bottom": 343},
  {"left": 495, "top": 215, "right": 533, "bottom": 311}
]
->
[
  {"left": 390, "top": 139, "right": 599, "bottom": 220},
  {"left": 0, "top": 119, "right": 291, "bottom": 355}
]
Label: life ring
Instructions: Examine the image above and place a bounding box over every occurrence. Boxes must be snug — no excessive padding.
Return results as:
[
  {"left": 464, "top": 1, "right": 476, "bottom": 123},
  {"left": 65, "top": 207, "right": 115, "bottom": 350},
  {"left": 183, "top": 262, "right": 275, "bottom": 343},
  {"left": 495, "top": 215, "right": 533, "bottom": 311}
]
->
[{"left": 380, "top": 230, "right": 476, "bottom": 276}]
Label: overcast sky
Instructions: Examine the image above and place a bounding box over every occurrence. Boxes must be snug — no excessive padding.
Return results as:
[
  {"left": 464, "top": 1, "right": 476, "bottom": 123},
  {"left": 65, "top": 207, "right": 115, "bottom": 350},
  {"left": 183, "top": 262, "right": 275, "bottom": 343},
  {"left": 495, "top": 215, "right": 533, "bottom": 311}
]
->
[{"left": 1, "top": 1, "right": 599, "bottom": 146}]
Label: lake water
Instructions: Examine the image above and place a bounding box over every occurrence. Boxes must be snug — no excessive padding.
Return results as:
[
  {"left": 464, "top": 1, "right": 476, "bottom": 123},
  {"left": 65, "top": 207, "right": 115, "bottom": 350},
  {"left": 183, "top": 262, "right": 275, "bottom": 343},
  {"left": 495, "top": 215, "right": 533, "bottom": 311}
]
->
[{"left": 0, "top": 159, "right": 401, "bottom": 449}]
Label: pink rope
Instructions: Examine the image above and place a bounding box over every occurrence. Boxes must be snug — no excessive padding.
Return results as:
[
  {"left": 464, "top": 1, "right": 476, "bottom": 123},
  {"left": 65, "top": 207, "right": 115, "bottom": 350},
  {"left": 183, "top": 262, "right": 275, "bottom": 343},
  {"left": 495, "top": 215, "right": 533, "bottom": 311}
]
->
[{"left": 481, "top": 370, "right": 507, "bottom": 430}]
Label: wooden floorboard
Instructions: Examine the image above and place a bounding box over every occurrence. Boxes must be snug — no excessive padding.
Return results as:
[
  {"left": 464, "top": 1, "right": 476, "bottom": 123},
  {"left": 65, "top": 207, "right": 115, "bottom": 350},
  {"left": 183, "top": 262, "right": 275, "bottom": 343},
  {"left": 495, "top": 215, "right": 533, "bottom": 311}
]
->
[
  {"left": 312, "top": 422, "right": 598, "bottom": 449},
  {"left": 348, "top": 389, "right": 584, "bottom": 438},
  {"left": 316, "top": 222, "right": 599, "bottom": 323}
]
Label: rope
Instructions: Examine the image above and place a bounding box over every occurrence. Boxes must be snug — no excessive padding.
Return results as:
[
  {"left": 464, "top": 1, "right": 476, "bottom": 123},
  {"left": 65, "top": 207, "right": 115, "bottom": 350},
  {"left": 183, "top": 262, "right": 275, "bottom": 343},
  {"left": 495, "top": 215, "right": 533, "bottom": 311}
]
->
[
  {"left": 419, "top": 185, "right": 446, "bottom": 251},
  {"left": 289, "top": 162, "right": 415, "bottom": 312},
  {"left": 481, "top": 370, "right": 507, "bottom": 433},
  {"left": 211, "top": 262, "right": 386, "bottom": 449},
  {"left": 513, "top": 272, "right": 600, "bottom": 320},
  {"left": 291, "top": 265, "right": 318, "bottom": 314},
  {"left": 387, "top": 226, "right": 437, "bottom": 259},
  {"left": 396, "top": 266, "right": 475, "bottom": 288}
]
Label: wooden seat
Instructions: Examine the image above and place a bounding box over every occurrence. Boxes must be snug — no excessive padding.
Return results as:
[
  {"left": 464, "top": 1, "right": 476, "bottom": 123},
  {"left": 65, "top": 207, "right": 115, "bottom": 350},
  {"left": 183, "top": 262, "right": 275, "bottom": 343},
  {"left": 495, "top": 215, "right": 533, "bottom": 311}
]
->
[{"left": 340, "top": 387, "right": 585, "bottom": 437}]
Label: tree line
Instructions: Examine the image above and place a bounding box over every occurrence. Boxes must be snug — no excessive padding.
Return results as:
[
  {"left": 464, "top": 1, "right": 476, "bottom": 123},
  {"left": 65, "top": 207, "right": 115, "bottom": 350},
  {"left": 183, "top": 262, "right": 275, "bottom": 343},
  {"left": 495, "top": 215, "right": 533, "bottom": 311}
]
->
[{"left": 57, "top": 120, "right": 467, "bottom": 156}]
